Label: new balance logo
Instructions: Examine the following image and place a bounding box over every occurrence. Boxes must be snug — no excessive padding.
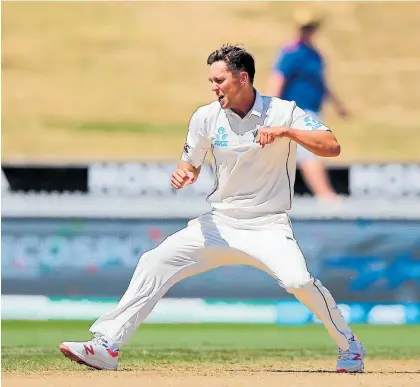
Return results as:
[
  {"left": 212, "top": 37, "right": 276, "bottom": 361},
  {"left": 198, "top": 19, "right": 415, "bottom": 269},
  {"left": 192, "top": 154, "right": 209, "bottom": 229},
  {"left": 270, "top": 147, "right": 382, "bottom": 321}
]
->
[
  {"left": 183, "top": 142, "right": 191, "bottom": 155},
  {"left": 106, "top": 349, "right": 120, "bottom": 358},
  {"left": 84, "top": 345, "right": 94, "bottom": 355},
  {"left": 352, "top": 354, "right": 362, "bottom": 360}
]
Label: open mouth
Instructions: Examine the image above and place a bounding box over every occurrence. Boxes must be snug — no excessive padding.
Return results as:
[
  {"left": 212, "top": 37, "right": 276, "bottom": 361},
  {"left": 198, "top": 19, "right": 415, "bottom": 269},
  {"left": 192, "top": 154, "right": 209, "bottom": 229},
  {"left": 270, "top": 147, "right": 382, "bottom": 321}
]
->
[{"left": 218, "top": 95, "right": 225, "bottom": 103}]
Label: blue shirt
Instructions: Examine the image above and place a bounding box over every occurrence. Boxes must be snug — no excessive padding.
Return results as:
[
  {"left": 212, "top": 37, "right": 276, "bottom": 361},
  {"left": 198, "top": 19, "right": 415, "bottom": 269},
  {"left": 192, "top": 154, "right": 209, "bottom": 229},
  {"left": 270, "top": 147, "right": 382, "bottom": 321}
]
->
[{"left": 273, "top": 41, "right": 326, "bottom": 113}]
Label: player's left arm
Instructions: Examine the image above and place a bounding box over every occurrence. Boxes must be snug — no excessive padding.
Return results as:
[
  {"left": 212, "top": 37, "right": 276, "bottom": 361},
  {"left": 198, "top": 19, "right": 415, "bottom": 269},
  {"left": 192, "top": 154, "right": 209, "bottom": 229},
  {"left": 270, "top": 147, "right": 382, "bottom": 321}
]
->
[
  {"left": 256, "top": 105, "right": 341, "bottom": 157},
  {"left": 285, "top": 127, "right": 341, "bottom": 157}
]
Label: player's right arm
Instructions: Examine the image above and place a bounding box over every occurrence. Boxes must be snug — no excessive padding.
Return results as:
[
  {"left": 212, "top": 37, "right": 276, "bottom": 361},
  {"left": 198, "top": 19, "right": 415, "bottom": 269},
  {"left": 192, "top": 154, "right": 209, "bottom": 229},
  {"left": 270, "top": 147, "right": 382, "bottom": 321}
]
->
[
  {"left": 171, "top": 161, "right": 200, "bottom": 190},
  {"left": 171, "top": 108, "right": 210, "bottom": 190}
]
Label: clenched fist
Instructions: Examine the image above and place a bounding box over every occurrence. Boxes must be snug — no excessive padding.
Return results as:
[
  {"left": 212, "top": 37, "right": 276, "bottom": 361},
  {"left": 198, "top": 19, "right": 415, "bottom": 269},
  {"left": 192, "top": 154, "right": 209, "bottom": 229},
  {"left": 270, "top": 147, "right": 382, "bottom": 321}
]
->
[
  {"left": 255, "top": 127, "right": 289, "bottom": 148},
  {"left": 171, "top": 168, "right": 196, "bottom": 190}
]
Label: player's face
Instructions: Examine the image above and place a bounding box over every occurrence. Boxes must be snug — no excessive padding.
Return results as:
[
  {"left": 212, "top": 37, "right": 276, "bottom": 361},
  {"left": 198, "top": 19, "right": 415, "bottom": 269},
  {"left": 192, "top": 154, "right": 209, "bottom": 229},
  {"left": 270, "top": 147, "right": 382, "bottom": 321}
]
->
[{"left": 208, "top": 61, "right": 243, "bottom": 109}]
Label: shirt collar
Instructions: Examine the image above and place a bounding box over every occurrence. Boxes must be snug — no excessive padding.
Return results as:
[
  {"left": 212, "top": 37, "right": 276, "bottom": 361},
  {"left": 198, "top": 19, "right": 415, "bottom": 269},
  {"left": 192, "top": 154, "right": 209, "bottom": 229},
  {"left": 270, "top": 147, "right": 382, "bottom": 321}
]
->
[{"left": 250, "top": 90, "right": 264, "bottom": 117}]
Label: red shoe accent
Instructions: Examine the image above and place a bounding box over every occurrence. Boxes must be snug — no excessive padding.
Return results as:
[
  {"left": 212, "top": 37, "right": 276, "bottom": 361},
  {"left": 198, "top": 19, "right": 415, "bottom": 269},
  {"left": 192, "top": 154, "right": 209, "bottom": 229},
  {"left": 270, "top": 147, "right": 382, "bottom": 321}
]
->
[
  {"left": 84, "top": 344, "right": 94, "bottom": 355},
  {"left": 353, "top": 354, "right": 362, "bottom": 360},
  {"left": 59, "top": 344, "right": 102, "bottom": 370},
  {"left": 106, "top": 349, "right": 119, "bottom": 358},
  {"left": 337, "top": 369, "right": 348, "bottom": 373}
]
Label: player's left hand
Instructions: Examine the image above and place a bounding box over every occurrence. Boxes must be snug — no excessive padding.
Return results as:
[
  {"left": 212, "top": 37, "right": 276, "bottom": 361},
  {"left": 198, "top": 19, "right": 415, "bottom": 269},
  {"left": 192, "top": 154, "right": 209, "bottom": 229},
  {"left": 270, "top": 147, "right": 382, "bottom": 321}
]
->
[{"left": 255, "top": 127, "right": 288, "bottom": 148}]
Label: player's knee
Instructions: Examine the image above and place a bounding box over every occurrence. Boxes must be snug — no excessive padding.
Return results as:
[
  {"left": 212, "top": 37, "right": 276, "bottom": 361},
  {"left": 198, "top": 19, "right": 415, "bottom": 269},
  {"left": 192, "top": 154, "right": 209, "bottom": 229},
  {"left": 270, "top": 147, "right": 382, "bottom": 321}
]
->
[
  {"left": 139, "top": 251, "right": 151, "bottom": 264},
  {"left": 138, "top": 249, "right": 165, "bottom": 270},
  {"left": 284, "top": 277, "right": 312, "bottom": 293},
  {"left": 138, "top": 243, "right": 184, "bottom": 270}
]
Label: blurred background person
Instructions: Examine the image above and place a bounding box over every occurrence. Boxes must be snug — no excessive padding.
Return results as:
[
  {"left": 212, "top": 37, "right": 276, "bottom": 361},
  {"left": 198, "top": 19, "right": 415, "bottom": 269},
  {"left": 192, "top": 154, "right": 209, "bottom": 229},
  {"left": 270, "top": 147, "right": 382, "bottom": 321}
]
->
[{"left": 267, "top": 9, "right": 349, "bottom": 199}]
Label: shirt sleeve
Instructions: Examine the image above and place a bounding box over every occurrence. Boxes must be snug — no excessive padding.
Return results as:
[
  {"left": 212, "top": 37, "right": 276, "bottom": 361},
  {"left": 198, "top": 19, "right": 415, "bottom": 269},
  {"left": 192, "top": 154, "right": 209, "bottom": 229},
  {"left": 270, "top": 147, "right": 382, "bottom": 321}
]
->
[
  {"left": 290, "top": 104, "right": 331, "bottom": 132},
  {"left": 272, "top": 49, "right": 298, "bottom": 79},
  {"left": 180, "top": 109, "right": 211, "bottom": 168}
]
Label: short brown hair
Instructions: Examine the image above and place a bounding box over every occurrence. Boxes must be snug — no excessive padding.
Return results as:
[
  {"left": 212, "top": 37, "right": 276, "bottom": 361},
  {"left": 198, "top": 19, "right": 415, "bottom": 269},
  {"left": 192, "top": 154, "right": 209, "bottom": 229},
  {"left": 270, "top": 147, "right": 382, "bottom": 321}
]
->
[{"left": 207, "top": 44, "right": 255, "bottom": 84}]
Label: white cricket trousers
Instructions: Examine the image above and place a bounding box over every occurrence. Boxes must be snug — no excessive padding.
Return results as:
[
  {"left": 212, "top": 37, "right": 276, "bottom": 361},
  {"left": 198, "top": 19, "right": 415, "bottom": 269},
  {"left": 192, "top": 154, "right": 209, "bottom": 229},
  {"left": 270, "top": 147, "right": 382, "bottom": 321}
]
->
[{"left": 90, "top": 212, "right": 353, "bottom": 350}]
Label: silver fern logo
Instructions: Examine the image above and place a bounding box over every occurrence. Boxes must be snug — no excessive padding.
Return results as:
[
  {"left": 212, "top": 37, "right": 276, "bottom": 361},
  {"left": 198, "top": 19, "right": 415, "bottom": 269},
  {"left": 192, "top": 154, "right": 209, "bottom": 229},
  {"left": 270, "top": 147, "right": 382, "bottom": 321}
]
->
[
  {"left": 215, "top": 127, "right": 228, "bottom": 147},
  {"left": 303, "top": 115, "right": 323, "bottom": 130}
]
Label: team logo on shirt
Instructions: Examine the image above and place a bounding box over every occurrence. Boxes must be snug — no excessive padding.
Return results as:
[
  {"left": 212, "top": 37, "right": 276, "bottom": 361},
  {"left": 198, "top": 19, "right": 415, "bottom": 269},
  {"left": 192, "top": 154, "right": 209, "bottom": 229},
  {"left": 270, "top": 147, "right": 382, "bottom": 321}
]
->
[
  {"left": 303, "top": 116, "right": 324, "bottom": 130},
  {"left": 215, "top": 127, "right": 228, "bottom": 147}
]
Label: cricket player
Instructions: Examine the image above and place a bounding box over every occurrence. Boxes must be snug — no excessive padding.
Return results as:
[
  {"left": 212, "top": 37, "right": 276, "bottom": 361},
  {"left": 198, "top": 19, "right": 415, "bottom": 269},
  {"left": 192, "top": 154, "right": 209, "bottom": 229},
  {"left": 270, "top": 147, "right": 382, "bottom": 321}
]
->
[{"left": 59, "top": 45, "right": 365, "bottom": 373}]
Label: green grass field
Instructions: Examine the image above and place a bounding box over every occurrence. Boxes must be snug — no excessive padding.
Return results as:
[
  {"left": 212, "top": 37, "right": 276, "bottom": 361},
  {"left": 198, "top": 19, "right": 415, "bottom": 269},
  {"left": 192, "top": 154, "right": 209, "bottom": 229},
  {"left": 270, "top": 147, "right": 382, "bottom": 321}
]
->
[
  {"left": 2, "top": 321, "right": 420, "bottom": 373},
  {"left": 2, "top": 2, "right": 420, "bottom": 162}
]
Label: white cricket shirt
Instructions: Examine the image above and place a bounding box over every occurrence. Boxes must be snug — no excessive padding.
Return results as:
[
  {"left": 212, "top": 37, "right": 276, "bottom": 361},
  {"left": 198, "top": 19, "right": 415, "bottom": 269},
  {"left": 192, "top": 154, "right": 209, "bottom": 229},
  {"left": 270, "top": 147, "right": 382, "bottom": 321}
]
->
[{"left": 181, "top": 91, "right": 331, "bottom": 224}]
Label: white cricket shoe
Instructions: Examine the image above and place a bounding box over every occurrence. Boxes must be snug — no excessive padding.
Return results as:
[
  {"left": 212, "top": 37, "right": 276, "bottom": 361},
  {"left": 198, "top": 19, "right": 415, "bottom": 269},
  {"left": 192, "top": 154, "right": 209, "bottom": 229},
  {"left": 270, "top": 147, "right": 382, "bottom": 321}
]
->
[
  {"left": 59, "top": 334, "right": 119, "bottom": 370},
  {"left": 336, "top": 336, "right": 365, "bottom": 373}
]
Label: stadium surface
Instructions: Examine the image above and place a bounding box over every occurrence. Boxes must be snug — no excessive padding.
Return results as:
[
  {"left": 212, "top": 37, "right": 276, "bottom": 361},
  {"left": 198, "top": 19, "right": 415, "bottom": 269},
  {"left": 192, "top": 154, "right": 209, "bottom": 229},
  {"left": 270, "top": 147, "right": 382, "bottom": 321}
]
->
[{"left": 2, "top": 322, "right": 420, "bottom": 387}]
